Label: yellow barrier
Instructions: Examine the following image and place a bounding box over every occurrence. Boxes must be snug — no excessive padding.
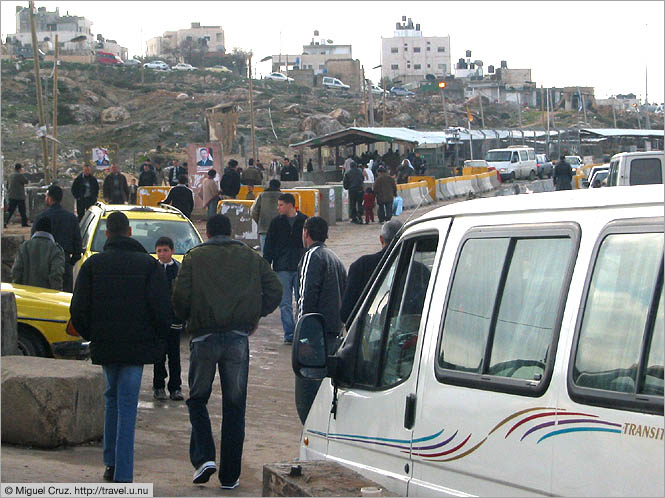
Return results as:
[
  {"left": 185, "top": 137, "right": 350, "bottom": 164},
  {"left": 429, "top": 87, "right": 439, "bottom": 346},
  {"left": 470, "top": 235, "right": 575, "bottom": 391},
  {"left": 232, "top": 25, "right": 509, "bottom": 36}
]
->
[
  {"left": 216, "top": 199, "right": 258, "bottom": 244},
  {"left": 408, "top": 176, "right": 436, "bottom": 201},
  {"left": 137, "top": 186, "right": 171, "bottom": 207},
  {"left": 284, "top": 189, "right": 319, "bottom": 217},
  {"left": 462, "top": 167, "right": 488, "bottom": 176}
]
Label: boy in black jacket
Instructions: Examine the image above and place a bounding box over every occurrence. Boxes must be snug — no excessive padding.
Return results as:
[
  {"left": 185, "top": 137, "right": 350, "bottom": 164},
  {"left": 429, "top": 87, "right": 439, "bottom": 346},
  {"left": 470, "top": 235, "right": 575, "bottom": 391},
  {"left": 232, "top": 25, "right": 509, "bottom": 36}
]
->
[{"left": 153, "top": 236, "right": 184, "bottom": 401}]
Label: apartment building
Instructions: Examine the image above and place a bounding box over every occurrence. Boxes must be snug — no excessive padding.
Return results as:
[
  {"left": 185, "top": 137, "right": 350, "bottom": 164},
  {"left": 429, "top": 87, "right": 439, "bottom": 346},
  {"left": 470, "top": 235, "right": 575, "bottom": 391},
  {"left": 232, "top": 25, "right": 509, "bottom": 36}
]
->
[
  {"left": 271, "top": 31, "right": 352, "bottom": 75},
  {"left": 147, "top": 22, "right": 225, "bottom": 58},
  {"left": 381, "top": 17, "right": 451, "bottom": 85}
]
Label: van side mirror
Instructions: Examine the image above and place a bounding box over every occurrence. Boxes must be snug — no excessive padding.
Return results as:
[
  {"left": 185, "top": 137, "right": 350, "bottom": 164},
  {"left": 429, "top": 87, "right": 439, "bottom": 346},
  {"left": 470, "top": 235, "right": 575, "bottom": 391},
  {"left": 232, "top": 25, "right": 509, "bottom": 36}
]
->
[{"left": 292, "top": 313, "right": 328, "bottom": 380}]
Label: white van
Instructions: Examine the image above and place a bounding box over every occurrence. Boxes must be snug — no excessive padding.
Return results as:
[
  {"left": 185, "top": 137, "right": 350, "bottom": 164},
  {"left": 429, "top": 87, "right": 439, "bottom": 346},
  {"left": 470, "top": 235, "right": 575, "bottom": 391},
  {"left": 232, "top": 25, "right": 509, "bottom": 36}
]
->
[
  {"left": 485, "top": 146, "right": 538, "bottom": 181},
  {"left": 293, "top": 185, "right": 664, "bottom": 497},
  {"left": 606, "top": 151, "right": 664, "bottom": 186},
  {"left": 322, "top": 76, "right": 350, "bottom": 91}
]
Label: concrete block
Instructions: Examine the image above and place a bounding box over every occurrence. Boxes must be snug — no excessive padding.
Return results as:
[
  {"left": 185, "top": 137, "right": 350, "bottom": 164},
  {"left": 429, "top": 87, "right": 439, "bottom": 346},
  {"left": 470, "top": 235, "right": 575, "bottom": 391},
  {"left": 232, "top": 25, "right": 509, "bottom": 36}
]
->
[
  {"left": 1, "top": 356, "right": 105, "bottom": 448},
  {"left": 1, "top": 235, "right": 26, "bottom": 281},
  {"left": 262, "top": 460, "right": 397, "bottom": 497},
  {"left": 1, "top": 292, "right": 19, "bottom": 356}
]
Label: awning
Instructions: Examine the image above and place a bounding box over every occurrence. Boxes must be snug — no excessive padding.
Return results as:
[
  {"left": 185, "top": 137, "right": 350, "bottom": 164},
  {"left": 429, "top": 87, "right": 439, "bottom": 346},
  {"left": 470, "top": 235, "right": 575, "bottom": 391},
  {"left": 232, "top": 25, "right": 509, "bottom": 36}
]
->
[{"left": 580, "top": 128, "right": 665, "bottom": 138}]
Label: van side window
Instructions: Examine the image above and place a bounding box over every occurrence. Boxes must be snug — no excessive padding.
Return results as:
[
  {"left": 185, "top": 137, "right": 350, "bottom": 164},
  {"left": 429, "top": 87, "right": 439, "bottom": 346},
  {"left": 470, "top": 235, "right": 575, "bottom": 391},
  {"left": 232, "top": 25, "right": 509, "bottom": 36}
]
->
[
  {"left": 527, "top": 150, "right": 535, "bottom": 160},
  {"left": 437, "top": 226, "right": 577, "bottom": 396},
  {"left": 607, "top": 160, "right": 619, "bottom": 186},
  {"left": 629, "top": 158, "right": 663, "bottom": 185},
  {"left": 519, "top": 150, "right": 527, "bottom": 161},
  {"left": 353, "top": 235, "right": 438, "bottom": 389},
  {"left": 570, "top": 229, "right": 664, "bottom": 414}
]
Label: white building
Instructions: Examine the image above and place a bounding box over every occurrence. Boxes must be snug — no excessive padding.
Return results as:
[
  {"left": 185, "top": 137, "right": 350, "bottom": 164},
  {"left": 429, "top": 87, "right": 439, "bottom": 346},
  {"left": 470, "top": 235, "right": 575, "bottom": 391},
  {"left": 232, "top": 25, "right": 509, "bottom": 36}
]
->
[
  {"left": 271, "top": 31, "right": 352, "bottom": 75},
  {"left": 147, "top": 22, "right": 225, "bottom": 59},
  {"left": 381, "top": 17, "right": 451, "bottom": 85}
]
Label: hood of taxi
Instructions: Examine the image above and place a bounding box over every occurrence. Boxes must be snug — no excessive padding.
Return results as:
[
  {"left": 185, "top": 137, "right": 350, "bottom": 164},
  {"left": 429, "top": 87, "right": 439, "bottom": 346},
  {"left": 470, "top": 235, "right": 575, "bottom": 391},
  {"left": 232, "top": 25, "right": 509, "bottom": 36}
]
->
[{"left": 1, "top": 282, "right": 72, "bottom": 308}]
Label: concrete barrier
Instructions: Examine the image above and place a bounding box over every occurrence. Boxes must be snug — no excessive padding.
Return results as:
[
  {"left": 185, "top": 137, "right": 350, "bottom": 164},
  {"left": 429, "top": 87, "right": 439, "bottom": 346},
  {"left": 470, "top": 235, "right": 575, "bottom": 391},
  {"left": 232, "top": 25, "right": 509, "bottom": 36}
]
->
[
  {"left": 1, "top": 356, "right": 105, "bottom": 448},
  {"left": 408, "top": 176, "right": 436, "bottom": 202},
  {"left": 1, "top": 234, "right": 26, "bottom": 282},
  {"left": 218, "top": 200, "right": 259, "bottom": 248},
  {"left": 325, "top": 184, "right": 348, "bottom": 221},
  {"left": 26, "top": 186, "right": 76, "bottom": 221},
  {"left": 286, "top": 189, "right": 319, "bottom": 218},
  {"left": 137, "top": 186, "right": 171, "bottom": 206},
  {"left": 1, "top": 292, "right": 19, "bottom": 356},
  {"left": 300, "top": 186, "right": 336, "bottom": 226}
]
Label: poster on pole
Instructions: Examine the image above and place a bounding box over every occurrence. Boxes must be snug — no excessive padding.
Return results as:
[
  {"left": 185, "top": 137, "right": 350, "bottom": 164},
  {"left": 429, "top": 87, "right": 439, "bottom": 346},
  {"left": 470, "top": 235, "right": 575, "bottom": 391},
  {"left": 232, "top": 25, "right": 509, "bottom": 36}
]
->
[{"left": 187, "top": 143, "right": 223, "bottom": 209}]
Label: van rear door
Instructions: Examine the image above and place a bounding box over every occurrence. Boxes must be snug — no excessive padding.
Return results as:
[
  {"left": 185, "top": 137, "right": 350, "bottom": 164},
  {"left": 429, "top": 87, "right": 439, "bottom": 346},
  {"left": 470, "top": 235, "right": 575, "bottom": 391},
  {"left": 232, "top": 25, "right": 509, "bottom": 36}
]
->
[
  {"left": 628, "top": 155, "right": 664, "bottom": 185},
  {"left": 323, "top": 221, "right": 447, "bottom": 494}
]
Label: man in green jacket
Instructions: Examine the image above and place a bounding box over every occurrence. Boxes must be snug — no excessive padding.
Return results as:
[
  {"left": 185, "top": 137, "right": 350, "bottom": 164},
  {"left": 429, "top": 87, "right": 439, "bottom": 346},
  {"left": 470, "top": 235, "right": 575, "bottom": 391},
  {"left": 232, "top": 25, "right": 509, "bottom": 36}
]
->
[
  {"left": 12, "top": 217, "right": 65, "bottom": 290},
  {"left": 172, "top": 214, "right": 281, "bottom": 489},
  {"left": 5, "top": 163, "right": 29, "bottom": 228}
]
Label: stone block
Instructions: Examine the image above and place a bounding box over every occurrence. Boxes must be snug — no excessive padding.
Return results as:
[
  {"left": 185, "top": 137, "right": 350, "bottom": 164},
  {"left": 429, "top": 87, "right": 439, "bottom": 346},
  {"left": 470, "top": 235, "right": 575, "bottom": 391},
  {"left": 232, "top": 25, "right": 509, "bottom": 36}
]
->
[
  {"left": 1, "top": 235, "right": 26, "bottom": 281},
  {"left": 262, "top": 460, "right": 397, "bottom": 497},
  {"left": 1, "top": 356, "right": 105, "bottom": 448},
  {"left": 1, "top": 292, "right": 19, "bottom": 355}
]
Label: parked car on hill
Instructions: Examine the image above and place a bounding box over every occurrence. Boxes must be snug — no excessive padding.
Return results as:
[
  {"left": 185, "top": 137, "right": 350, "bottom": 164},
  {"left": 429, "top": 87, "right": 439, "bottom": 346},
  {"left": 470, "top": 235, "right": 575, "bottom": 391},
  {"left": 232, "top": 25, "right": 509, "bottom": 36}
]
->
[
  {"left": 172, "top": 62, "right": 197, "bottom": 71},
  {"left": 369, "top": 83, "right": 384, "bottom": 95},
  {"left": 123, "top": 58, "right": 141, "bottom": 67},
  {"left": 143, "top": 60, "right": 170, "bottom": 71},
  {"left": 536, "top": 153, "right": 554, "bottom": 178},
  {"left": 265, "top": 72, "right": 294, "bottom": 82},
  {"left": 96, "top": 51, "right": 123, "bottom": 65},
  {"left": 390, "top": 86, "right": 415, "bottom": 97},
  {"left": 322, "top": 76, "right": 350, "bottom": 91}
]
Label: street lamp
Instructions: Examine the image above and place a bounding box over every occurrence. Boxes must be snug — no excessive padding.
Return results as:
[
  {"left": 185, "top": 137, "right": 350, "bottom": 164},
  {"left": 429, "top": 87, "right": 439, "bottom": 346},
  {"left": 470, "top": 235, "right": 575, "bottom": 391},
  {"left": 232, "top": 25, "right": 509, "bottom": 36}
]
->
[{"left": 438, "top": 81, "right": 449, "bottom": 128}]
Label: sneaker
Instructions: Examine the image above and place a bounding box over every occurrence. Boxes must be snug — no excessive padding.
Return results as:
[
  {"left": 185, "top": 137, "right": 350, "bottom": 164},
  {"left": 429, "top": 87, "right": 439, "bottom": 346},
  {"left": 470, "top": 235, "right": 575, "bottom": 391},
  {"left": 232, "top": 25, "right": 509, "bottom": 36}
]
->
[
  {"left": 103, "top": 466, "right": 115, "bottom": 482},
  {"left": 153, "top": 388, "right": 168, "bottom": 401},
  {"left": 283, "top": 337, "right": 293, "bottom": 344},
  {"left": 193, "top": 461, "right": 217, "bottom": 484},
  {"left": 220, "top": 479, "right": 239, "bottom": 490},
  {"left": 169, "top": 389, "right": 184, "bottom": 401}
]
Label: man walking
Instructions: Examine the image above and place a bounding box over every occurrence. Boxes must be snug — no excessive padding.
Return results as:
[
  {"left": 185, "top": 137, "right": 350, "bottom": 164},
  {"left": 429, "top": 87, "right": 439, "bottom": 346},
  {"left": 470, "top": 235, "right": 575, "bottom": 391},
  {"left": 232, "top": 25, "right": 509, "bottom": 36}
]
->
[
  {"left": 251, "top": 179, "right": 281, "bottom": 252},
  {"left": 169, "top": 161, "right": 188, "bottom": 186},
  {"left": 172, "top": 214, "right": 281, "bottom": 489},
  {"left": 163, "top": 175, "right": 194, "bottom": 219},
  {"left": 374, "top": 166, "right": 397, "bottom": 222},
  {"left": 33, "top": 185, "right": 82, "bottom": 292},
  {"left": 220, "top": 160, "right": 241, "bottom": 199},
  {"left": 202, "top": 170, "right": 221, "bottom": 220},
  {"left": 294, "top": 216, "right": 347, "bottom": 423},
  {"left": 262, "top": 193, "right": 307, "bottom": 344},
  {"left": 138, "top": 163, "right": 157, "bottom": 187},
  {"left": 279, "top": 157, "right": 299, "bottom": 182},
  {"left": 71, "top": 165, "right": 100, "bottom": 220},
  {"left": 553, "top": 155, "right": 573, "bottom": 190},
  {"left": 103, "top": 165, "right": 129, "bottom": 204},
  {"left": 241, "top": 158, "right": 263, "bottom": 187},
  {"left": 12, "top": 217, "right": 65, "bottom": 290},
  {"left": 5, "top": 163, "right": 29, "bottom": 228},
  {"left": 343, "top": 160, "right": 365, "bottom": 224},
  {"left": 70, "top": 211, "right": 171, "bottom": 483},
  {"left": 340, "top": 220, "right": 402, "bottom": 323}
]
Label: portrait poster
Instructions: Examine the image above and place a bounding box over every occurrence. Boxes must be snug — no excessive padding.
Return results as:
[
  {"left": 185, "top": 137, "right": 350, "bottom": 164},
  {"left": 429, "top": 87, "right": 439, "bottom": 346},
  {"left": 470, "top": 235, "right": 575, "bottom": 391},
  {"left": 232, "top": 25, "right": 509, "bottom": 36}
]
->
[
  {"left": 187, "top": 143, "right": 223, "bottom": 209},
  {"left": 91, "top": 147, "right": 111, "bottom": 170}
]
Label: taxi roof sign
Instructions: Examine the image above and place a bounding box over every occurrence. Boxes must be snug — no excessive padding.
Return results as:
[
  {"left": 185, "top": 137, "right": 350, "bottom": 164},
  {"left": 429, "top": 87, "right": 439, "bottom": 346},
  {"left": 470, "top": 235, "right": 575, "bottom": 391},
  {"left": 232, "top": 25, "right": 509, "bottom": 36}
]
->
[{"left": 438, "top": 81, "right": 447, "bottom": 89}]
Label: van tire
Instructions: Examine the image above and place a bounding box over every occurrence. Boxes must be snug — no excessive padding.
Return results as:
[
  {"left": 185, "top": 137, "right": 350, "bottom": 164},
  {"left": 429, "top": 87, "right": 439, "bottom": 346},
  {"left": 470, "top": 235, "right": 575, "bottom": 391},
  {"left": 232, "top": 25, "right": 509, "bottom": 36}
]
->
[
  {"left": 529, "top": 170, "right": 536, "bottom": 181},
  {"left": 17, "top": 324, "right": 50, "bottom": 358},
  {"left": 510, "top": 172, "right": 516, "bottom": 182}
]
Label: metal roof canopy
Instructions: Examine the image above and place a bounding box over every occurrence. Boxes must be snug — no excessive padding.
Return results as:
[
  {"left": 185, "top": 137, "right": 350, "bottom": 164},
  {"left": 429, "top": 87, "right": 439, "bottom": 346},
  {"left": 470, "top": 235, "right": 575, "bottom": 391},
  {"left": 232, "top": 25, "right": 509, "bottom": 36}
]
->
[{"left": 580, "top": 128, "right": 665, "bottom": 138}]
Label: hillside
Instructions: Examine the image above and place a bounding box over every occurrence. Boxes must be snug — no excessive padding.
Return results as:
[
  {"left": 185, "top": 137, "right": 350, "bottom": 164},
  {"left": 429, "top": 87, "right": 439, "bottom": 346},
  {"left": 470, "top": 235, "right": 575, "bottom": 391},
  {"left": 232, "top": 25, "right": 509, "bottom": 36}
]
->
[{"left": 1, "top": 60, "right": 662, "bottom": 178}]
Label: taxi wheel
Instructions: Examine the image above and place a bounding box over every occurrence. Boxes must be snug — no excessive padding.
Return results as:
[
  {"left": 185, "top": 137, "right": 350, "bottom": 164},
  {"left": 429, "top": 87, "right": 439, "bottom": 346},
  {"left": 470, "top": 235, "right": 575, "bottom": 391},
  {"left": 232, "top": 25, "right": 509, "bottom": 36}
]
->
[{"left": 17, "top": 325, "right": 49, "bottom": 357}]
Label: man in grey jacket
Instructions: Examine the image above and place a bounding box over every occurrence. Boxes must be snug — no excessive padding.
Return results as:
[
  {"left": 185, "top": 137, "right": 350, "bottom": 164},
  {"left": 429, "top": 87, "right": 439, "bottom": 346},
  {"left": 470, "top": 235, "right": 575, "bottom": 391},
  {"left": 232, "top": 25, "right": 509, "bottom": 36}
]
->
[
  {"left": 251, "top": 179, "right": 281, "bottom": 252},
  {"left": 5, "top": 163, "right": 29, "bottom": 228},
  {"left": 12, "top": 217, "right": 65, "bottom": 290}
]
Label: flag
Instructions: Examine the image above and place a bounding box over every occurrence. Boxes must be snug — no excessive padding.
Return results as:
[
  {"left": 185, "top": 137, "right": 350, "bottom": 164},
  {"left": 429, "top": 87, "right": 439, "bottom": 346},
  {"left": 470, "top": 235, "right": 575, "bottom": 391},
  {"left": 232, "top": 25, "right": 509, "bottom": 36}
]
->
[{"left": 466, "top": 107, "right": 474, "bottom": 122}]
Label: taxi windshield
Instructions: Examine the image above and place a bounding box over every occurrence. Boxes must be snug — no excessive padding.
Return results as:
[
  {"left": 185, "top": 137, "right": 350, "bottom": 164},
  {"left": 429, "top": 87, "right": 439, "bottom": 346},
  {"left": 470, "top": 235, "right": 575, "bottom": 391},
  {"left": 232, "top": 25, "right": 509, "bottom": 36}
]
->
[{"left": 91, "top": 218, "right": 201, "bottom": 254}]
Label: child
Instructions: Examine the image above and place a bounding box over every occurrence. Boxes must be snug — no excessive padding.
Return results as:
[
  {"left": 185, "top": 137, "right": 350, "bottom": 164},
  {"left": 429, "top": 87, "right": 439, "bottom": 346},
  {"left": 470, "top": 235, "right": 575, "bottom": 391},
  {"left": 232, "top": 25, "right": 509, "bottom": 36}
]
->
[
  {"left": 128, "top": 178, "right": 138, "bottom": 205},
  {"left": 153, "top": 236, "right": 184, "bottom": 401},
  {"left": 363, "top": 187, "right": 376, "bottom": 224}
]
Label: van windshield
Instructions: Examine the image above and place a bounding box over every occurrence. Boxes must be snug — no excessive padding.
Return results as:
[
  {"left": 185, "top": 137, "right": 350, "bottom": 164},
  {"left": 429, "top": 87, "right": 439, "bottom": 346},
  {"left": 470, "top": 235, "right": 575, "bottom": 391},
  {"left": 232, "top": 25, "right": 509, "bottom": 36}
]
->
[
  {"left": 91, "top": 218, "right": 201, "bottom": 254},
  {"left": 486, "top": 151, "right": 512, "bottom": 162}
]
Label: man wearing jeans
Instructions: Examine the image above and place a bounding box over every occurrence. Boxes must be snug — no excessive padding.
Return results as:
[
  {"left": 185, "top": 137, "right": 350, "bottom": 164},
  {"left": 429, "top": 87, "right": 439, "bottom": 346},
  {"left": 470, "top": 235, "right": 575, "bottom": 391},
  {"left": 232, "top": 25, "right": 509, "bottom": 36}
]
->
[
  {"left": 172, "top": 214, "right": 281, "bottom": 489},
  {"left": 262, "top": 193, "right": 308, "bottom": 343},
  {"left": 70, "top": 211, "right": 171, "bottom": 483}
]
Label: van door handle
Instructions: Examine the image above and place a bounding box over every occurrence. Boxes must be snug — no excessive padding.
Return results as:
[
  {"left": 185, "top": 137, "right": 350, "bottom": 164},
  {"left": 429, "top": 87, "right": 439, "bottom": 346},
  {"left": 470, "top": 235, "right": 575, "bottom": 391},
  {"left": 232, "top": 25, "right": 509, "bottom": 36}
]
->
[{"left": 404, "top": 393, "right": 417, "bottom": 429}]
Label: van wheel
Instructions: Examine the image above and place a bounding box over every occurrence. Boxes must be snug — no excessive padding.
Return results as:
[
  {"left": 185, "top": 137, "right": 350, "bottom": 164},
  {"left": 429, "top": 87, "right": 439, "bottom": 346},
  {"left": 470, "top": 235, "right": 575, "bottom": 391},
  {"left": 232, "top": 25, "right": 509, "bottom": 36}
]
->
[
  {"left": 538, "top": 170, "right": 544, "bottom": 179},
  {"left": 529, "top": 170, "right": 536, "bottom": 181},
  {"left": 510, "top": 172, "right": 516, "bottom": 182},
  {"left": 17, "top": 325, "right": 49, "bottom": 357}
]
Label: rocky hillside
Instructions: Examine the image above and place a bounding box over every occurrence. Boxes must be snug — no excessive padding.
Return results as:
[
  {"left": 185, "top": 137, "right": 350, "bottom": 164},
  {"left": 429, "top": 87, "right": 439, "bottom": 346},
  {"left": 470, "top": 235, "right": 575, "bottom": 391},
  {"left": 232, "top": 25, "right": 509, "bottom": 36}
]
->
[{"left": 1, "top": 59, "right": 662, "bottom": 179}]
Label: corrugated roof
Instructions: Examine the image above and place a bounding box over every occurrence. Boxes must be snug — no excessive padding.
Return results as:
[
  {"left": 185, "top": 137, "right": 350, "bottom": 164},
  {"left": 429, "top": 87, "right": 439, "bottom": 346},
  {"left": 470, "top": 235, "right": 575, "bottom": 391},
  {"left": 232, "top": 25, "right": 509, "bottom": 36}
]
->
[{"left": 580, "top": 128, "right": 665, "bottom": 138}]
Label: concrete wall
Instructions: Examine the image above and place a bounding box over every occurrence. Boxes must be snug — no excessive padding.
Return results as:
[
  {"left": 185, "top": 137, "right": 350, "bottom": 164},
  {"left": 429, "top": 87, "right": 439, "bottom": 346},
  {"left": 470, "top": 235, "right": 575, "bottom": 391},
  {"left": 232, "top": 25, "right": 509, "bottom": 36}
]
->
[
  {"left": 324, "top": 59, "right": 362, "bottom": 92},
  {"left": 1, "top": 292, "right": 19, "bottom": 356}
]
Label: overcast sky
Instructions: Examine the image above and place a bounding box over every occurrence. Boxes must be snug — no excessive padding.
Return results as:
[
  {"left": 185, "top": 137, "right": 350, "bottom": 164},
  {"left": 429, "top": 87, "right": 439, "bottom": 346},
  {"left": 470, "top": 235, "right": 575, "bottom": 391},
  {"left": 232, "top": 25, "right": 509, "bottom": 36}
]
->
[{"left": 2, "top": 1, "right": 664, "bottom": 103}]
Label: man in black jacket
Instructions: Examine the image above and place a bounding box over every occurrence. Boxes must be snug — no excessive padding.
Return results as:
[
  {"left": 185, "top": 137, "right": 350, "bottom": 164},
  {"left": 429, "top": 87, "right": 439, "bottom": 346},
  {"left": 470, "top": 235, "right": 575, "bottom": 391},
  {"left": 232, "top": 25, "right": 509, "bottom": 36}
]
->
[
  {"left": 220, "top": 159, "right": 241, "bottom": 199},
  {"left": 168, "top": 161, "right": 188, "bottom": 186},
  {"left": 71, "top": 165, "right": 100, "bottom": 220},
  {"left": 279, "top": 157, "right": 299, "bottom": 182},
  {"left": 343, "top": 160, "right": 365, "bottom": 224},
  {"left": 70, "top": 211, "right": 171, "bottom": 483},
  {"left": 163, "top": 175, "right": 194, "bottom": 219},
  {"left": 263, "top": 193, "right": 307, "bottom": 343},
  {"left": 553, "top": 155, "right": 573, "bottom": 190},
  {"left": 33, "top": 185, "right": 82, "bottom": 292},
  {"left": 339, "top": 219, "right": 403, "bottom": 323},
  {"left": 294, "top": 216, "right": 347, "bottom": 424},
  {"left": 138, "top": 163, "right": 157, "bottom": 187}
]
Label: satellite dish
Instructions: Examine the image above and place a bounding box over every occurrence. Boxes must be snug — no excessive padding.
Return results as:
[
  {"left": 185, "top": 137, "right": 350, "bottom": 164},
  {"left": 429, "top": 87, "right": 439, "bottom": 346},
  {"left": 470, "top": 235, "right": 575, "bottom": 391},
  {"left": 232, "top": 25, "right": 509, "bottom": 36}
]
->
[
  {"left": 327, "top": 39, "right": 334, "bottom": 44},
  {"left": 425, "top": 73, "right": 436, "bottom": 81}
]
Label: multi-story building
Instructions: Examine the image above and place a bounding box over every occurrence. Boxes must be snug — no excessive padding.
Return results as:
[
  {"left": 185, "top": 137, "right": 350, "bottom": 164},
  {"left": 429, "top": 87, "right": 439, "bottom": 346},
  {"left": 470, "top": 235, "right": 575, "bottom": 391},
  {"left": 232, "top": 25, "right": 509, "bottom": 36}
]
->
[
  {"left": 271, "top": 31, "right": 352, "bottom": 75},
  {"left": 381, "top": 17, "right": 451, "bottom": 85},
  {"left": 146, "top": 22, "right": 225, "bottom": 59}
]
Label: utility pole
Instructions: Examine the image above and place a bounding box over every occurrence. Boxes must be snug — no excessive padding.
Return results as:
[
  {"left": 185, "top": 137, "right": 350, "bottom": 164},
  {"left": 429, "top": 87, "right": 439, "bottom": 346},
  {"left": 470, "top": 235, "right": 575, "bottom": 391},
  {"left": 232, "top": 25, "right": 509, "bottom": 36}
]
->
[
  {"left": 52, "top": 34, "right": 59, "bottom": 179},
  {"left": 248, "top": 53, "right": 258, "bottom": 162},
  {"left": 361, "top": 66, "right": 367, "bottom": 126},
  {"left": 438, "top": 81, "right": 449, "bottom": 128},
  {"left": 612, "top": 99, "right": 617, "bottom": 128},
  {"left": 382, "top": 83, "right": 387, "bottom": 127},
  {"left": 546, "top": 87, "right": 551, "bottom": 156},
  {"left": 29, "top": 1, "right": 50, "bottom": 180},
  {"left": 368, "top": 78, "right": 375, "bottom": 126},
  {"left": 579, "top": 87, "right": 588, "bottom": 125},
  {"left": 517, "top": 93, "right": 523, "bottom": 130},
  {"left": 478, "top": 90, "right": 485, "bottom": 128}
]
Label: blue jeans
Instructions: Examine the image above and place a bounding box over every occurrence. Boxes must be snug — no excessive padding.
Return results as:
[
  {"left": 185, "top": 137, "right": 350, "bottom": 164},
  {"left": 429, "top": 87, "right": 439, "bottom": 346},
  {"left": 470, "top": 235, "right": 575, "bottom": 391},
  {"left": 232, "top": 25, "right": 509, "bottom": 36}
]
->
[
  {"left": 207, "top": 201, "right": 218, "bottom": 219},
  {"left": 259, "top": 233, "right": 267, "bottom": 253},
  {"left": 103, "top": 364, "right": 144, "bottom": 482},
  {"left": 277, "top": 271, "right": 297, "bottom": 341},
  {"left": 187, "top": 332, "right": 249, "bottom": 485}
]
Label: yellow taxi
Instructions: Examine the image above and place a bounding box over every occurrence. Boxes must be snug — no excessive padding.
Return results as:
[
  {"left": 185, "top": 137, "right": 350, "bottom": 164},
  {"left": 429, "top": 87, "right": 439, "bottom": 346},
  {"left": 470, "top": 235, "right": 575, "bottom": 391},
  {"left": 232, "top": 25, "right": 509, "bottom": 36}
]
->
[
  {"left": 1, "top": 282, "right": 88, "bottom": 359},
  {"left": 74, "top": 202, "right": 203, "bottom": 282}
]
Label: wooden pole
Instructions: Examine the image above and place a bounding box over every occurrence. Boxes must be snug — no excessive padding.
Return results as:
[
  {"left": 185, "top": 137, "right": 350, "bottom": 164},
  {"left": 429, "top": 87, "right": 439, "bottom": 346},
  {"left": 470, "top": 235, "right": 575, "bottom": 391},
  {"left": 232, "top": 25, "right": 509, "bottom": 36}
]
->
[
  {"left": 361, "top": 66, "right": 367, "bottom": 126},
  {"left": 29, "top": 1, "right": 50, "bottom": 181},
  {"left": 51, "top": 34, "right": 59, "bottom": 179},
  {"left": 382, "top": 82, "right": 386, "bottom": 127},
  {"left": 478, "top": 90, "right": 485, "bottom": 128},
  {"left": 441, "top": 88, "right": 449, "bottom": 128},
  {"left": 248, "top": 54, "right": 258, "bottom": 162}
]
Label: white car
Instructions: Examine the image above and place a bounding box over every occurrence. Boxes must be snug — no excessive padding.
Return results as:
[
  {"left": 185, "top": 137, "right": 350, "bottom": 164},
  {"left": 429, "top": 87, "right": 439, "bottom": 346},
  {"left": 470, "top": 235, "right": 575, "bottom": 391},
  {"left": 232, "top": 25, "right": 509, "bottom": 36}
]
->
[
  {"left": 369, "top": 84, "right": 384, "bottom": 95},
  {"left": 172, "top": 63, "right": 196, "bottom": 71},
  {"left": 265, "top": 72, "right": 294, "bottom": 82},
  {"left": 143, "top": 60, "right": 170, "bottom": 71},
  {"left": 322, "top": 76, "right": 350, "bottom": 91}
]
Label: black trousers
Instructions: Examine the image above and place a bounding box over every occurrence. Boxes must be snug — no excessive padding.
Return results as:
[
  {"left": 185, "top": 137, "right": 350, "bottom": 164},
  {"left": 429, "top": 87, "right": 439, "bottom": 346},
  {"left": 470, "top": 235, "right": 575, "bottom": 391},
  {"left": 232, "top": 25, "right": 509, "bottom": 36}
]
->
[
  {"left": 377, "top": 202, "right": 393, "bottom": 222},
  {"left": 5, "top": 199, "right": 28, "bottom": 226},
  {"left": 76, "top": 197, "right": 97, "bottom": 220},
  {"left": 153, "top": 329, "right": 182, "bottom": 392},
  {"left": 348, "top": 189, "right": 364, "bottom": 221}
]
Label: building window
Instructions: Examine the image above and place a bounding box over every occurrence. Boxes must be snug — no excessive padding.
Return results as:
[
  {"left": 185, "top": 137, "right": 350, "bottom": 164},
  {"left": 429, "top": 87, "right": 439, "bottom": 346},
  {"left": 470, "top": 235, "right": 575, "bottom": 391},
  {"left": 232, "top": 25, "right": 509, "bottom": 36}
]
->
[
  {"left": 427, "top": 64, "right": 431, "bottom": 68},
  {"left": 319, "top": 64, "right": 325, "bottom": 69},
  {"left": 414, "top": 64, "right": 421, "bottom": 70},
  {"left": 391, "top": 64, "right": 399, "bottom": 70},
  {"left": 413, "top": 47, "right": 421, "bottom": 53},
  {"left": 391, "top": 47, "right": 398, "bottom": 53},
  {"left": 438, "top": 46, "right": 446, "bottom": 52},
  {"left": 438, "top": 64, "right": 445, "bottom": 69},
  {"left": 427, "top": 46, "right": 431, "bottom": 51}
]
